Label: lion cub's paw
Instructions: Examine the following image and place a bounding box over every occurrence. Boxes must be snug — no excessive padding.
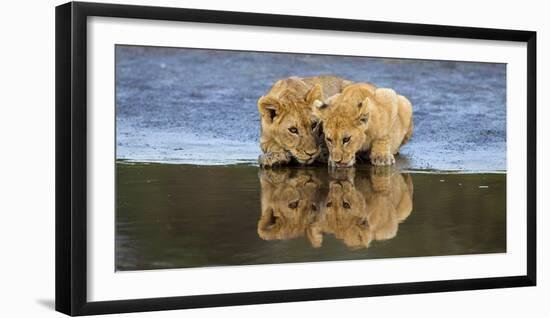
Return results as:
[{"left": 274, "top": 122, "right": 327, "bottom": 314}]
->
[
  {"left": 259, "top": 168, "right": 290, "bottom": 183},
  {"left": 259, "top": 152, "right": 290, "bottom": 167},
  {"left": 370, "top": 166, "right": 393, "bottom": 192},
  {"left": 370, "top": 152, "right": 395, "bottom": 166},
  {"left": 370, "top": 165, "right": 393, "bottom": 177}
]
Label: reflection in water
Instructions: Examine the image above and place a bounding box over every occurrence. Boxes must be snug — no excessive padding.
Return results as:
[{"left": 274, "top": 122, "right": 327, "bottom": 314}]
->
[
  {"left": 116, "top": 163, "right": 506, "bottom": 271},
  {"left": 258, "top": 167, "right": 413, "bottom": 249}
]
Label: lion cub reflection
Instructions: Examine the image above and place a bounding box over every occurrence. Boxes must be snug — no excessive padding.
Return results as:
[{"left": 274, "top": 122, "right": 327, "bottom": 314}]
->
[
  {"left": 257, "top": 169, "right": 326, "bottom": 242},
  {"left": 313, "top": 168, "right": 413, "bottom": 249},
  {"left": 257, "top": 168, "right": 413, "bottom": 249}
]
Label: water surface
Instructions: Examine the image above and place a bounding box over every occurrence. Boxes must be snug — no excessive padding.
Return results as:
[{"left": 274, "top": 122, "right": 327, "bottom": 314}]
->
[{"left": 116, "top": 163, "right": 506, "bottom": 271}]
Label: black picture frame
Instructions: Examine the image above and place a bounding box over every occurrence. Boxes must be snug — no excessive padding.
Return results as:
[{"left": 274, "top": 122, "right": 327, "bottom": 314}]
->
[{"left": 55, "top": 1, "right": 537, "bottom": 316}]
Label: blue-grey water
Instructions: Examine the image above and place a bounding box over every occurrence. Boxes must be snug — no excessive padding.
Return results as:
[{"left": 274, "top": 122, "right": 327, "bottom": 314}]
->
[{"left": 116, "top": 45, "right": 506, "bottom": 171}]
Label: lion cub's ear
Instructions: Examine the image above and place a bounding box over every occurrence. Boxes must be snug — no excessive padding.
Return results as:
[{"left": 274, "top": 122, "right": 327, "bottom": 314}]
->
[
  {"left": 357, "top": 97, "right": 371, "bottom": 125},
  {"left": 305, "top": 83, "right": 324, "bottom": 105},
  {"left": 310, "top": 89, "right": 332, "bottom": 121},
  {"left": 258, "top": 96, "right": 281, "bottom": 123}
]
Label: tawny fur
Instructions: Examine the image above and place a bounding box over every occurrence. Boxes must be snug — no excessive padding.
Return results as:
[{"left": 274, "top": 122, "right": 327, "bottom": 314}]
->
[
  {"left": 257, "top": 75, "right": 353, "bottom": 167},
  {"left": 257, "top": 169, "right": 325, "bottom": 242},
  {"left": 310, "top": 168, "right": 413, "bottom": 249},
  {"left": 256, "top": 168, "right": 413, "bottom": 250},
  {"left": 313, "top": 83, "right": 414, "bottom": 167}
]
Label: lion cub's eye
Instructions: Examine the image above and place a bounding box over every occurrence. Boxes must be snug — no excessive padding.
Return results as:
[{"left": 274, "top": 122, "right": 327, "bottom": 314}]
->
[
  {"left": 343, "top": 201, "right": 351, "bottom": 209},
  {"left": 343, "top": 136, "right": 351, "bottom": 144},
  {"left": 288, "top": 127, "right": 299, "bottom": 134},
  {"left": 288, "top": 200, "right": 299, "bottom": 209},
  {"left": 326, "top": 201, "right": 332, "bottom": 207},
  {"left": 311, "top": 122, "right": 318, "bottom": 130},
  {"left": 326, "top": 137, "right": 332, "bottom": 144}
]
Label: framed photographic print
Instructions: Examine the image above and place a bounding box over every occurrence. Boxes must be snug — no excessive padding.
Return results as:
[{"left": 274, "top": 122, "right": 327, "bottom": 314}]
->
[{"left": 55, "top": 1, "right": 536, "bottom": 316}]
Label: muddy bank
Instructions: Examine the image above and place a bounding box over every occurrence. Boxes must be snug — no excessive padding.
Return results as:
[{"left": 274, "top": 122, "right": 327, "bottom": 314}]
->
[{"left": 116, "top": 46, "right": 506, "bottom": 171}]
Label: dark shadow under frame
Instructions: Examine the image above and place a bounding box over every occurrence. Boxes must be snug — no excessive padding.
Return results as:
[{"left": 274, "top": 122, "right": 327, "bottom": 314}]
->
[{"left": 55, "top": 1, "right": 536, "bottom": 316}]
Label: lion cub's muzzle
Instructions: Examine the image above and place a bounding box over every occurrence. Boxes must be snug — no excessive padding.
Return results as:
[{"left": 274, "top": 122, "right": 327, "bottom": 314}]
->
[
  {"left": 295, "top": 149, "right": 320, "bottom": 165},
  {"left": 329, "top": 158, "right": 355, "bottom": 168}
]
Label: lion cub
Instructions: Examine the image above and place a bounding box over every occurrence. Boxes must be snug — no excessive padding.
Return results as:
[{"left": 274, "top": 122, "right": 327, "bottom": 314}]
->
[
  {"left": 258, "top": 75, "right": 352, "bottom": 167},
  {"left": 312, "top": 83, "right": 413, "bottom": 167}
]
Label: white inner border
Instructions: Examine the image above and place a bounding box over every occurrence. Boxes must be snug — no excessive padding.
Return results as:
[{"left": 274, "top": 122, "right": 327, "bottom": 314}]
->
[{"left": 88, "top": 17, "right": 527, "bottom": 302}]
